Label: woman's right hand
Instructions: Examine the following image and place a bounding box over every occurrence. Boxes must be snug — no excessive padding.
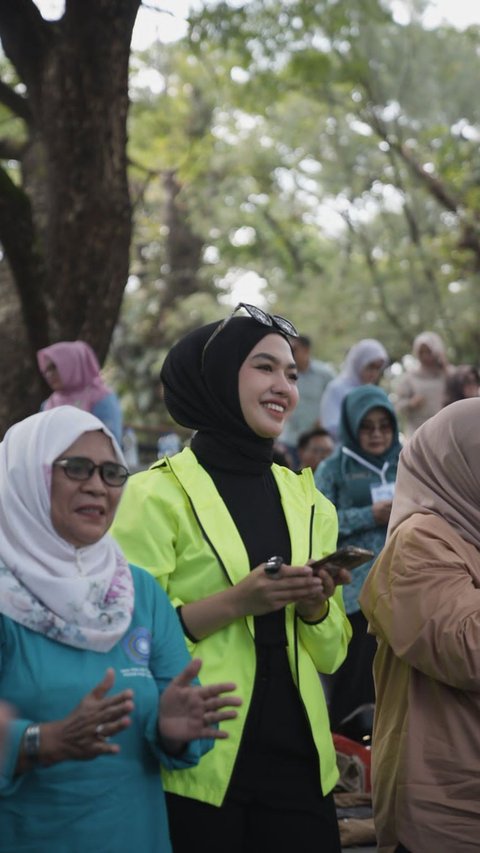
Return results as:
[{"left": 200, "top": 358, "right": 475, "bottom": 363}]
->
[
  {"left": 0, "top": 701, "right": 13, "bottom": 758},
  {"left": 234, "top": 562, "right": 324, "bottom": 617},
  {"left": 180, "top": 562, "right": 331, "bottom": 639},
  {"left": 372, "top": 499, "right": 393, "bottom": 526},
  {"left": 39, "top": 668, "right": 134, "bottom": 764},
  {"left": 408, "top": 393, "right": 425, "bottom": 410}
]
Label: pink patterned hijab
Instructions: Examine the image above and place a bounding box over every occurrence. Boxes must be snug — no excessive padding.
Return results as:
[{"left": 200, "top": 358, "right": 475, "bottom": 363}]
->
[
  {"left": 37, "top": 341, "right": 112, "bottom": 412},
  {"left": 388, "top": 398, "right": 480, "bottom": 550}
]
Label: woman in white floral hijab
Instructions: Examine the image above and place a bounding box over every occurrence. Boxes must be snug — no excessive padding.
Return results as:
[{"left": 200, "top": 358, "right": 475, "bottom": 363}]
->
[{"left": 0, "top": 406, "right": 240, "bottom": 853}]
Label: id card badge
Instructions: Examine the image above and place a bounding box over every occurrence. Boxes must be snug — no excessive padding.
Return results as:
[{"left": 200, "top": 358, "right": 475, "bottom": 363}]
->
[{"left": 370, "top": 482, "right": 395, "bottom": 502}]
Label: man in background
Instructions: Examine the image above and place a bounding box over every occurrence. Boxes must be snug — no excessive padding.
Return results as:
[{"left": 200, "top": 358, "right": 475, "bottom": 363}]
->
[
  {"left": 279, "top": 335, "right": 335, "bottom": 464},
  {"left": 297, "top": 427, "right": 334, "bottom": 473}
]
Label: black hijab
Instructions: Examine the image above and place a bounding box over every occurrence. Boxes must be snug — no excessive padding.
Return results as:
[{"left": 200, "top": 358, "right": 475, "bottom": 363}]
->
[{"left": 160, "top": 317, "right": 292, "bottom": 473}]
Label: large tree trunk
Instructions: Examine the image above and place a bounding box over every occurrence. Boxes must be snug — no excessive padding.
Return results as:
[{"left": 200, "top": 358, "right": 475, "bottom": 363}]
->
[{"left": 0, "top": 0, "right": 140, "bottom": 433}]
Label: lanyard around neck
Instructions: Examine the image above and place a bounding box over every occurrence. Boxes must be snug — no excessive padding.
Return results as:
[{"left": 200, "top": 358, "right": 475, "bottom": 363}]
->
[{"left": 342, "top": 446, "right": 390, "bottom": 484}]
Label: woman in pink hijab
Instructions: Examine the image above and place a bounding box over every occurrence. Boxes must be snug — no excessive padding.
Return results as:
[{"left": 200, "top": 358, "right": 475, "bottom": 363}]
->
[{"left": 37, "top": 341, "right": 123, "bottom": 443}]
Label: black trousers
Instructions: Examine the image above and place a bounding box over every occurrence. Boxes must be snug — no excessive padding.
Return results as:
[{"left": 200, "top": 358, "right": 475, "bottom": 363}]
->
[
  {"left": 328, "top": 609, "right": 376, "bottom": 731},
  {"left": 166, "top": 792, "right": 341, "bottom": 853}
]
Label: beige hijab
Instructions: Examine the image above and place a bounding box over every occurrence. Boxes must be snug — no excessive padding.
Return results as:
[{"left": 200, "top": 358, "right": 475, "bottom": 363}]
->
[
  {"left": 388, "top": 397, "right": 480, "bottom": 549},
  {"left": 412, "top": 330, "right": 447, "bottom": 371}
]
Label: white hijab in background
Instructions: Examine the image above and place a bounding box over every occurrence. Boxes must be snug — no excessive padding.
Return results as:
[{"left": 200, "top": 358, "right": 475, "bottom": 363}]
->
[
  {"left": 319, "top": 339, "right": 389, "bottom": 441},
  {"left": 394, "top": 331, "right": 448, "bottom": 437},
  {"left": 0, "top": 406, "right": 134, "bottom": 652}
]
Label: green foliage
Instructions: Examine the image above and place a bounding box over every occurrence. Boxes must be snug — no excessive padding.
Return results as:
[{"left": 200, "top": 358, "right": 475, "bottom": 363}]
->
[{"left": 111, "top": 2, "right": 480, "bottom": 423}]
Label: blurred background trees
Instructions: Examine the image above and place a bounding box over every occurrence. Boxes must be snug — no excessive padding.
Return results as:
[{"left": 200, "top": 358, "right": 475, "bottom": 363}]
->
[{"left": 1, "top": 0, "right": 479, "bottom": 433}]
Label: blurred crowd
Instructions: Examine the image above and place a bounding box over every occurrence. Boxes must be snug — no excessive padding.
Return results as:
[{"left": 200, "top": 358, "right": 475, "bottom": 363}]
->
[
  {"left": 33, "top": 329, "right": 480, "bottom": 476},
  {"left": 1, "top": 317, "right": 479, "bottom": 853}
]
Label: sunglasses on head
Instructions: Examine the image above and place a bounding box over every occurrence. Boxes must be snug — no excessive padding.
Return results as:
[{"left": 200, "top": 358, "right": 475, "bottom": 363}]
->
[
  {"left": 201, "top": 303, "right": 299, "bottom": 372},
  {"left": 54, "top": 456, "right": 129, "bottom": 487}
]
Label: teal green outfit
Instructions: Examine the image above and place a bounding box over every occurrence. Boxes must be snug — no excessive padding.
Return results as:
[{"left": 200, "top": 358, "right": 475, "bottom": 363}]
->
[
  {"left": 315, "top": 385, "right": 400, "bottom": 615},
  {"left": 0, "top": 566, "right": 211, "bottom": 853},
  {"left": 314, "top": 385, "right": 401, "bottom": 729}
]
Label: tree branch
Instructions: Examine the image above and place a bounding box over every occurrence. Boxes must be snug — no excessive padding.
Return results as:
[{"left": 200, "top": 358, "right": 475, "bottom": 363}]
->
[
  {"left": 0, "top": 79, "right": 32, "bottom": 124},
  {"left": 0, "top": 0, "right": 52, "bottom": 94},
  {"left": 0, "top": 136, "right": 27, "bottom": 160},
  {"left": 0, "top": 164, "right": 50, "bottom": 350},
  {"left": 128, "top": 155, "right": 159, "bottom": 209},
  {"left": 364, "top": 99, "right": 460, "bottom": 214},
  {"left": 140, "top": 2, "right": 175, "bottom": 14},
  {"left": 383, "top": 145, "right": 448, "bottom": 313},
  {"left": 341, "top": 210, "right": 410, "bottom": 339},
  {"left": 396, "top": 142, "right": 459, "bottom": 213},
  {"left": 362, "top": 97, "right": 480, "bottom": 273}
]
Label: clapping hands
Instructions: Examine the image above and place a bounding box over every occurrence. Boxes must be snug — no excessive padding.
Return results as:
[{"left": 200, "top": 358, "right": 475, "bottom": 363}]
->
[{"left": 158, "top": 658, "right": 241, "bottom": 755}]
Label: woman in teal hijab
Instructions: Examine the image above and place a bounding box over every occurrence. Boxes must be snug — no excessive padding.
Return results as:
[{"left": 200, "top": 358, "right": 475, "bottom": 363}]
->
[{"left": 315, "top": 385, "right": 401, "bottom": 731}]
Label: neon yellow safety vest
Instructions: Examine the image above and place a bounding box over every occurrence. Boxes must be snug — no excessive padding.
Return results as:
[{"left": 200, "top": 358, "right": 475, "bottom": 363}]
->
[{"left": 112, "top": 448, "right": 351, "bottom": 806}]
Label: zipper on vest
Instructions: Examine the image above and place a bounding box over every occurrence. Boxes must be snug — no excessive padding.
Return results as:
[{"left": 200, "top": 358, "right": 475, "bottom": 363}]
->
[
  {"left": 292, "top": 501, "right": 315, "bottom": 684},
  {"left": 186, "top": 494, "right": 232, "bottom": 585},
  {"left": 183, "top": 491, "right": 255, "bottom": 641},
  {"left": 308, "top": 504, "right": 315, "bottom": 559}
]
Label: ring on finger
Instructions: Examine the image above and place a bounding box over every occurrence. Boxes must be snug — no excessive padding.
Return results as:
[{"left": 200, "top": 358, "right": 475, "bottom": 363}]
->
[{"left": 95, "top": 723, "right": 106, "bottom": 740}]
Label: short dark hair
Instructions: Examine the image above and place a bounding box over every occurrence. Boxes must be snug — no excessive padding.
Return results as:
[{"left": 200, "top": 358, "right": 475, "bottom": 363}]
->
[
  {"left": 297, "top": 427, "right": 332, "bottom": 451},
  {"left": 444, "top": 364, "right": 480, "bottom": 406},
  {"left": 294, "top": 334, "right": 311, "bottom": 348}
]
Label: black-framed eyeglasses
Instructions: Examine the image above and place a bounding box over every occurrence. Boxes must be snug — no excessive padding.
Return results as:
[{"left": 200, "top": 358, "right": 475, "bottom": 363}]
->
[
  {"left": 53, "top": 456, "right": 129, "bottom": 487},
  {"left": 359, "top": 421, "right": 393, "bottom": 436},
  {"left": 201, "top": 303, "right": 299, "bottom": 372}
]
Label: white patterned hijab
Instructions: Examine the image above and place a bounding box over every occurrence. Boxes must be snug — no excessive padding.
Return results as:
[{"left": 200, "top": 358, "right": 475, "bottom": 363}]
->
[{"left": 0, "top": 406, "right": 134, "bottom": 652}]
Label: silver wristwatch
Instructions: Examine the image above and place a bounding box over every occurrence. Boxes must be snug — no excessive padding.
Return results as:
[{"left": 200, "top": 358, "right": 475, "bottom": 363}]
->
[{"left": 23, "top": 724, "right": 41, "bottom": 761}]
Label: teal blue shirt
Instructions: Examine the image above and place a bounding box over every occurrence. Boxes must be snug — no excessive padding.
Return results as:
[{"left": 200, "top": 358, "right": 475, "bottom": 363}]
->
[
  {"left": 0, "top": 566, "right": 212, "bottom": 853},
  {"left": 315, "top": 384, "right": 401, "bottom": 615}
]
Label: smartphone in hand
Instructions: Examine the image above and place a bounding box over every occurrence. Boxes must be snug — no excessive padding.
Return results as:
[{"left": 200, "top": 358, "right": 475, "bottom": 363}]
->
[{"left": 310, "top": 546, "right": 375, "bottom": 581}]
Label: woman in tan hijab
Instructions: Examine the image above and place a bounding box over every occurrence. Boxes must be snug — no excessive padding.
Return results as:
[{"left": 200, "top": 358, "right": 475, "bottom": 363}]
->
[
  {"left": 394, "top": 331, "right": 449, "bottom": 436},
  {"left": 360, "top": 398, "right": 480, "bottom": 853}
]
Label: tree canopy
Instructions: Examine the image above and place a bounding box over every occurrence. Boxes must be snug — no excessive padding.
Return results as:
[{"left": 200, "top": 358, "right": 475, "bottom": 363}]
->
[{"left": 111, "top": 1, "right": 480, "bottom": 424}]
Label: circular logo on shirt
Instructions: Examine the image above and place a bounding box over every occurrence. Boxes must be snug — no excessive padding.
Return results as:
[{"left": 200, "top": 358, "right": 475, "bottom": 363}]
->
[{"left": 122, "top": 626, "right": 152, "bottom": 664}]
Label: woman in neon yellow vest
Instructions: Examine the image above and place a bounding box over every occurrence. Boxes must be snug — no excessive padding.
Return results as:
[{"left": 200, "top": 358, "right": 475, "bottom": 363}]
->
[{"left": 112, "top": 304, "right": 352, "bottom": 853}]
